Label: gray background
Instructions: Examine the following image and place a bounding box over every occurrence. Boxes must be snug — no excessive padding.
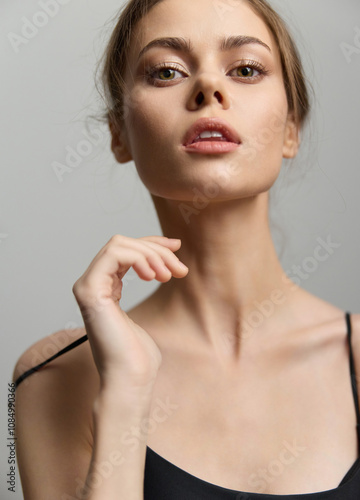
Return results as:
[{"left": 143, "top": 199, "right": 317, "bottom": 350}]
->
[{"left": 1, "top": 0, "right": 360, "bottom": 498}]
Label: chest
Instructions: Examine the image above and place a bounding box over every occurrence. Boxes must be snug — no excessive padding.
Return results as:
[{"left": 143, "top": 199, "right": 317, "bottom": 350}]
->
[{"left": 145, "top": 350, "right": 359, "bottom": 495}]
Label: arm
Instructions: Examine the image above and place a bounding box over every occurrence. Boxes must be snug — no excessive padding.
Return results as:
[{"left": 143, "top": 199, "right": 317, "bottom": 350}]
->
[
  {"left": 15, "top": 234, "right": 188, "bottom": 499},
  {"left": 13, "top": 331, "right": 154, "bottom": 500},
  {"left": 88, "top": 386, "right": 153, "bottom": 500},
  {"left": 14, "top": 331, "right": 97, "bottom": 500}
]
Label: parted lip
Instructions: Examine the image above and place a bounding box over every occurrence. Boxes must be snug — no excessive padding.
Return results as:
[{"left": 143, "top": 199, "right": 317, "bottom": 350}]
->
[{"left": 182, "top": 117, "right": 241, "bottom": 146}]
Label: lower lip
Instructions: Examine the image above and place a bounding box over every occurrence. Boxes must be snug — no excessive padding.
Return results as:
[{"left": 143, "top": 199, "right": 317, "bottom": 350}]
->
[{"left": 182, "top": 141, "right": 240, "bottom": 154}]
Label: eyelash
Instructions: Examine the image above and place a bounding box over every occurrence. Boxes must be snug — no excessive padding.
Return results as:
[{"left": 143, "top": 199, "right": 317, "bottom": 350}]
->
[{"left": 145, "top": 60, "right": 270, "bottom": 86}]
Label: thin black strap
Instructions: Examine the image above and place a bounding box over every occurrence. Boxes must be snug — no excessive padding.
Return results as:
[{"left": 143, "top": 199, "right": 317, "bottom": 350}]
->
[
  {"left": 14, "top": 334, "right": 89, "bottom": 390},
  {"left": 346, "top": 311, "right": 360, "bottom": 446}
]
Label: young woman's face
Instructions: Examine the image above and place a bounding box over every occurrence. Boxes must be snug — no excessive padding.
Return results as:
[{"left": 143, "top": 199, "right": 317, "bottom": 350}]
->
[{"left": 117, "top": 0, "right": 299, "bottom": 202}]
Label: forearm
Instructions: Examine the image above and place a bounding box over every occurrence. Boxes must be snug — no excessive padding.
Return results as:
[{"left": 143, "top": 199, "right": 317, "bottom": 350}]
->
[{"left": 86, "top": 387, "right": 153, "bottom": 500}]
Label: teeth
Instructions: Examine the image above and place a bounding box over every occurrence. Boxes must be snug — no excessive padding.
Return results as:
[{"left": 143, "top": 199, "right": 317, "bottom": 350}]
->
[{"left": 198, "top": 130, "right": 224, "bottom": 139}]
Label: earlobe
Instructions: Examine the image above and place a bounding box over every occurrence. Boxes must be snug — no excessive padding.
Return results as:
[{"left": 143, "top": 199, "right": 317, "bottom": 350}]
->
[
  {"left": 282, "top": 116, "right": 300, "bottom": 159},
  {"left": 109, "top": 120, "right": 133, "bottom": 164}
]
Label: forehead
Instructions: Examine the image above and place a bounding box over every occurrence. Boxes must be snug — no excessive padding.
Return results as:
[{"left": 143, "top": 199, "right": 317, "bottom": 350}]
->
[{"left": 129, "top": 0, "right": 278, "bottom": 60}]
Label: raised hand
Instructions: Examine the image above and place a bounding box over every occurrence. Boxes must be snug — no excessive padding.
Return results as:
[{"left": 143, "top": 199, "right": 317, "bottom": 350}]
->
[{"left": 72, "top": 235, "right": 188, "bottom": 392}]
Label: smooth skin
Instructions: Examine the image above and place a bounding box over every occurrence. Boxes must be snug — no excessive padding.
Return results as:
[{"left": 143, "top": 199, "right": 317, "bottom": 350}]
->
[{"left": 14, "top": 0, "right": 360, "bottom": 497}]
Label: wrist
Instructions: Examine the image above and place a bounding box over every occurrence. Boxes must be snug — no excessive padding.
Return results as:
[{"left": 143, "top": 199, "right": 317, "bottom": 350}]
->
[
  {"left": 99, "top": 367, "right": 158, "bottom": 397},
  {"left": 94, "top": 381, "right": 154, "bottom": 419}
]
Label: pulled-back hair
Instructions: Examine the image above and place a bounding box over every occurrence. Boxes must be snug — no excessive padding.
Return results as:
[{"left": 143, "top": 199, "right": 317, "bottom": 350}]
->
[{"left": 97, "top": 0, "right": 310, "bottom": 131}]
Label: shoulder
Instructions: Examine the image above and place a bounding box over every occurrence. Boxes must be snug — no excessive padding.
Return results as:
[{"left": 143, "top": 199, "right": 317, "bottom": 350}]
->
[
  {"left": 13, "top": 328, "right": 98, "bottom": 388},
  {"left": 13, "top": 326, "right": 100, "bottom": 426},
  {"left": 13, "top": 327, "right": 100, "bottom": 415}
]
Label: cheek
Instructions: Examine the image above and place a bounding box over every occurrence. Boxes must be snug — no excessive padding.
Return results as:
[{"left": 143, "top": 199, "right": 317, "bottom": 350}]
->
[
  {"left": 125, "top": 89, "right": 171, "bottom": 148},
  {"left": 123, "top": 91, "right": 177, "bottom": 193},
  {"left": 232, "top": 94, "right": 289, "bottom": 193},
  {"left": 243, "top": 92, "right": 288, "bottom": 164},
  {"left": 125, "top": 88, "right": 183, "bottom": 180}
]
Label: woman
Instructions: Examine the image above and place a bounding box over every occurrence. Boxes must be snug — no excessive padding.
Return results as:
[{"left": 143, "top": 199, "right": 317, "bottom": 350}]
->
[{"left": 13, "top": 0, "right": 360, "bottom": 498}]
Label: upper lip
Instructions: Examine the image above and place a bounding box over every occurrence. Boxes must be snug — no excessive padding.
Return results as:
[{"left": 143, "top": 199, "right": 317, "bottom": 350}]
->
[{"left": 182, "top": 117, "right": 241, "bottom": 146}]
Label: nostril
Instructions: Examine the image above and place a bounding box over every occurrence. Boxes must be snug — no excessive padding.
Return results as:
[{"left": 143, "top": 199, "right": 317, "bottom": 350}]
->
[
  {"left": 214, "top": 91, "right": 222, "bottom": 103},
  {"left": 196, "top": 92, "right": 204, "bottom": 106},
  {"left": 196, "top": 91, "right": 222, "bottom": 105}
]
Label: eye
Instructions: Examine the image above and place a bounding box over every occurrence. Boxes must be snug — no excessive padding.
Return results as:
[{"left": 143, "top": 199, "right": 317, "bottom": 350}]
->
[
  {"left": 144, "top": 60, "right": 268, "bottom": 86},
  {"left": 157, "top": 68, "right": 182, "bottom": 81},
  {"left": 228, "top": 60, "right": 269, "bottom": 80},
  {"left": 236, "top": 66, "right": 258, "bottom": 77},
  {"left": 146, "top": 64, "right": 187, "bottom": 85}
]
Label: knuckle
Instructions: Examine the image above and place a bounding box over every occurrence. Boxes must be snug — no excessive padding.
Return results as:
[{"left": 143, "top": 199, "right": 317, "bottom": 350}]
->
[
  {"left": 134, "top": 253, "right": 148, "bottom": 266},
  {"left": 156, "top": 247, "right": 176, "bottom": 263},
  {"left": 73, "top": 276, "right": 96, "bottom": 298},
  {"left": 72, "top": 280, "right": 79, "bottom": 292},
  {"left": 144, "top": 249, "right": 162, "bottom": 264},
  {"left": 72, "top": 278, "right": 85, "bottom": 296},
  {"left": 101, "top": 246, "right": 114, "bottom": 257},
  {"left": 109, "top": 234, "right": 125, "bottom": 246}
]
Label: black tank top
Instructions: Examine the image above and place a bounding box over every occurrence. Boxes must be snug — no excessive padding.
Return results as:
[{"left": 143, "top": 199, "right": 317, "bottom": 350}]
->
[{"left": 15, "top": 311, "right": 360, "bottom": 498}]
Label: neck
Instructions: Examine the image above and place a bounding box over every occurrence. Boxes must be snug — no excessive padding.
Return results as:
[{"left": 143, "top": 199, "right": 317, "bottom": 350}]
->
[{"left": 149, "top": 191, "right": 300, "bottom": 365}]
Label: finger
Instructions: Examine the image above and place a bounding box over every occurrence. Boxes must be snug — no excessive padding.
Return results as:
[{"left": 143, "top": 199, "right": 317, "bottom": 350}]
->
[
  {"left": 108, "top": 236, "right": 188, "bottom": 274},
  {"left": 82, "top": 248, "right": 156, "bottom": 286},
  {"left": 77, "top": 235, "right": 187, "bottom": 293},
  {"left": 140, "top": 241, "right": 188, "bottom": 276},
  {"left": 138, "top": 235, "right": 182, "bottom": 249},
  {"left": 119, "top": 237, "right": 186, "bottom": 267},
  {"left": 84, "top": 244, "right": 185, "bottom": 287},
  {"left": 144, "top": 251, "right": 185, "bottom": 282}
]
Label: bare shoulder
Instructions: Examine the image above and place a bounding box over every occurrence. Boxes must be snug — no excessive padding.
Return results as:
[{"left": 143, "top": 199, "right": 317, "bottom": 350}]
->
[
  {"left": 13, "top": 327, "right": 100, "bottom": 426},
  {"left": 13, "top": 327, "right": 98, "bottom": 388},
  {"left": 13, "top": 329, "right": 100, "bottom": 499}
]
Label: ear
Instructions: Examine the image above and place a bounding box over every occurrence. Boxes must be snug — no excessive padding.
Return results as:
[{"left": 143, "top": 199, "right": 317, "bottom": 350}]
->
[
  {"left": 282, "top": 114, "right": 300, "bottom": 159},
  {"left": 109, "top": 119, "right": 133, "bottom": 163}
]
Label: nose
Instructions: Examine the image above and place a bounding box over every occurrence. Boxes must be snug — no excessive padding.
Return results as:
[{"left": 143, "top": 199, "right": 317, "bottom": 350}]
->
[{"left": 186, "top": 72, "right": 231, "bottom": 111}]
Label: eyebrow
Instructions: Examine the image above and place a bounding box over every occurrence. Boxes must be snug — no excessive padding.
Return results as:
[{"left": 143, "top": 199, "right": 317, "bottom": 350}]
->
[{"left": 137, "top": 35, "right": 272, "bottom": 61}]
